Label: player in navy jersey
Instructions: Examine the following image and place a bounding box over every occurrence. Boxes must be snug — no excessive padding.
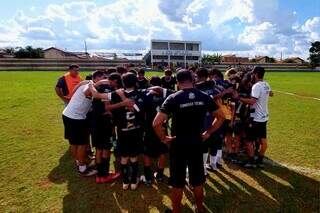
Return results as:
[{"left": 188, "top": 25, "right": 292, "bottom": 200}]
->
[
  {"left": 194, "top": 67, "right": 217, "bottom": 175},
  {"left": 142, "top": 76, "right": 174, "bottom": 185},
  {"left": 161, "top": 69, "right": 177, "bottom": 90},
  {"left": 91, "top": 72, "right": 124, "bottom": 184},
  {"left": 153, "top": 70, "right": 225, "bottom": 213},
  {"left": 137, "top": 68, "right": 149, "bottom": 89}
]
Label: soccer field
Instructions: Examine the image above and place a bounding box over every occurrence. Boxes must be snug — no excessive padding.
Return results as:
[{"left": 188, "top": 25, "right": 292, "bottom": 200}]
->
[{"left": 0, "top": 71, "right": 319, "bottom": 212}]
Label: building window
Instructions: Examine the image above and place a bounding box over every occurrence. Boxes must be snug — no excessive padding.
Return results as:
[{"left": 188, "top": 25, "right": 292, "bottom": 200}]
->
[
  {"left": 169, "top": 43, "right": 185, "bottom": 50},
  {"left": 152, "top": 42, "right": 168, "bottom": 50},
  {"left": 186, "top": 43, "right": 199, "bottom": 51},
  {"left": 170, "top": 56, "right": 184, "bottom": 60},
  {"left": 186, "top": 56, "right": 199, "bottom": 60},
  {"left": 153, "top": 55, "right": 168, "bottom": 59}
]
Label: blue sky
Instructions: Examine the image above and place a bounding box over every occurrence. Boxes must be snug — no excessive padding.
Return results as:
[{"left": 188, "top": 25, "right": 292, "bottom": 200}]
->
[{"left": 0, "top": 0, "right": 319, "bottom": 59}]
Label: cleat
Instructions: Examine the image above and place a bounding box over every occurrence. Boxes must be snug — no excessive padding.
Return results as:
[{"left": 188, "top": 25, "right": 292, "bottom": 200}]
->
[
  {"left": 122, "top": 183, "right": 129, "bottom": 190},
  {"left": 130, "top": 183, "right": 138, "bottom": 190},
  {"left": 78, "top": 168, "right": 97, "bottom": 177}
]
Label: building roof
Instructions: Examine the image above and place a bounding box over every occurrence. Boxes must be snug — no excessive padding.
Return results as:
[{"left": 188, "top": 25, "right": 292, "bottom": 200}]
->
[
  {"left": 151, "top": 39, "right": 201, "bottom": 44},
  {"left": 44, "top": 47, "right": 85, "bottom": 59}
]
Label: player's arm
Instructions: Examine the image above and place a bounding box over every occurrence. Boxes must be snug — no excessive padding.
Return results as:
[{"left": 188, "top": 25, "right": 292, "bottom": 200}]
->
[
  {"left": 203, "top": 108, "right": 225, "bottom": 140},
  {"left": 72, "top": 80, "right": 90, "bottom": 96},
  {"left": 153, "top": 112, "right": 174, "bottom": 144},
  {"left": 55, "top": 86, "right": 69, "bottom": 103}
]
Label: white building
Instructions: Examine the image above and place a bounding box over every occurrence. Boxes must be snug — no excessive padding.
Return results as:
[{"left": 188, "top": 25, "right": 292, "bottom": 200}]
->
[{"left": 150, "top": 39, "right": 201, "bottom": 68}]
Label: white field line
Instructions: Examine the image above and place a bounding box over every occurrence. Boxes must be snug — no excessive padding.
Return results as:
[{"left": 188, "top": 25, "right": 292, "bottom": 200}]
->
[
  {"left": 264, "top": 157, "right": 320, "bottom": 177},
  {"left": 274, "top": 90, "right": 320, "bottom": 101}
]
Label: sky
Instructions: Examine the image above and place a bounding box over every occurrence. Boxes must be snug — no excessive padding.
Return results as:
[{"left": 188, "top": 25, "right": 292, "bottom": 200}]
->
[{"left": 0, "top": 0, "right": 319, "bottom": 59}]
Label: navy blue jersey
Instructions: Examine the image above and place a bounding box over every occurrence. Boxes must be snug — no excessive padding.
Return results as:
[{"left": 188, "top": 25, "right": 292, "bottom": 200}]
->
[
  {"left": 137, "top": 77, "right": 149, "bottom": 89},
  {"left": 56, "top": 76, "right": 68, "bottom": 96},
  {"left": 92, "top": 84, "right": 114, "bottom": 118},
  {"left": 144, "top": 89, "right": 174, "bottom": 128},
  {"left": 110, "top": 90, "right": 146, "bottom": 132},
  {"left": 160, "top": 88, "right": 219, "bottom": 143},
  {"left": 161, "top": 76, "right": 177, "bottom": 90},
  {"left": 235, "top": 85, "right": 251, "bottom": 120}
]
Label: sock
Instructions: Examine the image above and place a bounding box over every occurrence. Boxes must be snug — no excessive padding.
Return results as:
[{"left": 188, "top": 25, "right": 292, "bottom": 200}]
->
[
  {"left": 78, "top": 164, "right": 87, "bottom": 173},
  {"left": 131, "top": 162, "right": 139, "bottom": 184},
  {"left": 144, "top": 166, "right": 152, "bottom": 181},
  {"left": 102, "top": 157, "right": 110, "bottom": 176},
  {"left": 121, "top": 164, "right": 130, "bottom": 184},
  {"left": 157, "top": 168, "right": 164, "bottom": 176},
  {"left": 258, "top": 155, "right": 264, "bottom": 164},
  {"left": 210, "top": 155, "right": 217, "bottom": 167},
  {"left": 203, "top": 153, "right": 208, "bottom": 165},
  {"left": 217, "top": 150, "right": 223, "bottom": 164},
  {"left": 96, "top": 163, "right": 103, "bottom": 177}
]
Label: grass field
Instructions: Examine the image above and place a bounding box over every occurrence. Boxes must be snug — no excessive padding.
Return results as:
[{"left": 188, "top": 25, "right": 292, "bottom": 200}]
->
[{"left": 0, "top": 71, "right": 319, "bottom": 213}]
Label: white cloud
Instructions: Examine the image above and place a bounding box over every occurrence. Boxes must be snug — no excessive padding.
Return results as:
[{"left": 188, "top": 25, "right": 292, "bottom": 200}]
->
[{"left": 0, "top": 0, "right": 318, "bottom": 59}]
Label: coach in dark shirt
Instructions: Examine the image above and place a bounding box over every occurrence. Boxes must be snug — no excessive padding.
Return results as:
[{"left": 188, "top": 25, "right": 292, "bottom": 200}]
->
[{"left": 153, "top": 70, "right": 225, "bottom": 213}]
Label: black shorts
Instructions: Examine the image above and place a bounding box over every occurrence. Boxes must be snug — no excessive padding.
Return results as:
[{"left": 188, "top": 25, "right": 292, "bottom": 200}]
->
[
  {"left": 62, "top": 115, "right": 90, "bottom": 145},
  {"left": 117, "top": 128, "right": 143, "bottom": 157},
  {"left": 233, "top": 120, "right": 244, "bottom": 135},
  {"left": 143, "top": 129, "right": 168, "bottom": 158},
  {"left": 246, "top": 121, "right": 267, "bottom": 141},
  {"left": 169, "top": 140, "right": 205, "bottom": 188},
  {"left": 224, "top": 119, "right": 233, "bottom": 135},
  {"left": 91, "top": 116, "right": 113, "bottom": 150}
]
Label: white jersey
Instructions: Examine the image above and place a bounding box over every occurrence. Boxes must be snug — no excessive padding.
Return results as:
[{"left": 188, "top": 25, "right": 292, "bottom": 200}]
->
[
  {"left": 63, "top": 84, "right": 92, "bottom": 120},
  {"left": 250, "top": 81, "right": 271, "bottom": 122}
]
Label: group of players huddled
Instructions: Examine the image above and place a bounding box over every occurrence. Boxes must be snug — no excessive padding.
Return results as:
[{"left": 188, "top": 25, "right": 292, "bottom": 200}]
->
[{"left": 56, "top": 64, "right": 272, "bottom": 213}]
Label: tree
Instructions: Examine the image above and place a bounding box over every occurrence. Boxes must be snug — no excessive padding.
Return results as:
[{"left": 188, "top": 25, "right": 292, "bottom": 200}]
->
[
  {"left": 4, "top": 47, "right": 15, "bottom": 55},
  {"left": 202, "top": 53, "right": 222, "bottom": 64},
  {"left": 309, "top": 41, "right": 320, "bottom": 68},
  {"left": 14, "top": 46, "right": 44, "bottom": 58}
]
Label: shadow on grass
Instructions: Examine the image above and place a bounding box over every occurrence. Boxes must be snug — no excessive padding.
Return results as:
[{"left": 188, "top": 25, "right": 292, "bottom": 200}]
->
[{"left": 48, "top": 150, "right": 320, "bottom": 213}]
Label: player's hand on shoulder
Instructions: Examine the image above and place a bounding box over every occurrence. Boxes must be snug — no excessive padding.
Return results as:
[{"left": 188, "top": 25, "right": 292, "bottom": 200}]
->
[{"left": 202, "top": 131, "right": 210, "bottom": 141}]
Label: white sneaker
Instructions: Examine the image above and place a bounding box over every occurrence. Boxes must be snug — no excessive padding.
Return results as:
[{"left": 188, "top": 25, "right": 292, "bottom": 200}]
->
[
  {"left": 130, "top": 183, "right": 138, "bottom": 190},
  {"left": 123, "top": 183, "right": 129, "bottom": 190}
]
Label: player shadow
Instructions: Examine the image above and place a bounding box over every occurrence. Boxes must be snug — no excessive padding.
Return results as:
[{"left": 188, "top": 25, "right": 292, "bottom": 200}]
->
[
  {"left": 200, "top": 161, "right": 319, "bottom": 212},
  {"left": 48, "top": 150, "right": 174, "bottom": 213}
]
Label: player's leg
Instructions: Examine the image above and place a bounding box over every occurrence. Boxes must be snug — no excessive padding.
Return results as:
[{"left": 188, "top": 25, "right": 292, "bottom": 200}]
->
[
  {"left": 256, "top": 122, "right": 267, "bottom": 168},
  {"left": 143, "top": 154, "right": 153, "bottom": 185},
  {"left": 130, "top": 156, "right": 139, "bottom": 190},
  {"left": 120, "top": 156, "right": 130, "bottom": 190},
  {"left": 155, "top": 154, "right": 166, "bottom": 182}
]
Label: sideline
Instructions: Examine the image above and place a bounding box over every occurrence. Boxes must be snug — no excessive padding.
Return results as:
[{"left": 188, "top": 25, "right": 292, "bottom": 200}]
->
[
  {"left": 274, "top": 90, "right": 320, "bottom": 101},
  {"left": 265, "top": 157, "right": 320, "bottom": 177}
]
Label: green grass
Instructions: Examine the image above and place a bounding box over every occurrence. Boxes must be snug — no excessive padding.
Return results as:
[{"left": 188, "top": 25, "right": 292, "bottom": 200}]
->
[{"left": 0, "top": 71, "right": 319, "bottom": 212}]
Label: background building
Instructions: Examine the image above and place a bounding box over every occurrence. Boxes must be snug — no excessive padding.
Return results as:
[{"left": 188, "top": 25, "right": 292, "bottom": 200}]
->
[
  {"left": 222, "top": 54, "right": 249, "bottom": 63},
  {"left": 148, "top": 39, "right": 201, "bottom": 68}
]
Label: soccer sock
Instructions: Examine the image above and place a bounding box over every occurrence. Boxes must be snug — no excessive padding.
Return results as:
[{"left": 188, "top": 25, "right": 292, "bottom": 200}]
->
[
  {"left": 210, "top": 155, "right": 217, "bottom": 167},
  {"left": 258, "top": 155, "right": 264, "bottom": 163},
  {"left": 157, "top": 168, "right": 164, "bottom": 176},
  {"left": 96, "top": 163, "right": 103, "bottom": 177},
  {"left": 203, "top": 153, "right": 208, "bottom": 165},
  {"left": 144, "top": 166, "right": 152, "bottom": 181},
  {"left": 121, "top": 164, "right": 130, "bottom": 184},
  {"left": 102, "top": 157, "right": 110, "bottom": 177},
  {"left": 131, "top": 162, "right": 139, "bottom": 184},
  {"left": 78, "top": 164, "right": 87, "bottom": 173},
  {"left": 217, "top": 150, "right": 223, "bottom": 163}
]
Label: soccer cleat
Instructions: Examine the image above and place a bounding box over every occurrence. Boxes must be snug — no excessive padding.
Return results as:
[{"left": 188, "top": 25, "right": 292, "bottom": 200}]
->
[
  {"left": 110, "top": 172, "right": 121, "bottom": 180},
  {"left": 122, "top": 183, "right": 129, "bottom": 190},
  {"left": 96, "top": 177, "right": 102, "bottom": 184},
  {"left": 154, "top": 172, "right": 164, "bottom": 183},
  {"left": 243, "top": 161, "right": 256, "bottom": 169},
  {"left": 207, "top": 164, "right": 217, "bottom": 172},
  {"left": 78, "top": 168, "right": 98, "bottom": 177}
]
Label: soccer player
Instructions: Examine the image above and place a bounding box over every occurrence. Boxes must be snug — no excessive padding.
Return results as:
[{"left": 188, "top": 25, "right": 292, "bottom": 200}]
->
[
  {"left": 91, "top": 71, "right": 122, "bottom": 183},
  {"left": 91, "top": 73, "right": 146, "bottom": 190},
  {"left": 153, "top": 70, "right": 225, "bottom": 213},
  {"left": 234, "top": 66, "right": 273, "bottom": 168},
  {"left": 194, "top": 67, "right": 216, "bottom": 175},
  {"left": 161, "top": 69, "right": 177, "bottom": 90},
  {"left": 143, "top": 76, "right": 173, "bottom": 185},
  {"left": 55, "top": 64, "right": 82, "bottom": 106},
  {"left": 137, "top": 68, "right": 149, "bottom": 89}
]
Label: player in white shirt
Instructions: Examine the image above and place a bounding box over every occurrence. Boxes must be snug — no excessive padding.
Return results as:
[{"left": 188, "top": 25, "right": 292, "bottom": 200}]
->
[
  {"left": 62, "top": 72, "right": 134, "bottom": 177},
  {"left": 234, "top": 67, "right": 273, "bottom": 168}
]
